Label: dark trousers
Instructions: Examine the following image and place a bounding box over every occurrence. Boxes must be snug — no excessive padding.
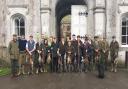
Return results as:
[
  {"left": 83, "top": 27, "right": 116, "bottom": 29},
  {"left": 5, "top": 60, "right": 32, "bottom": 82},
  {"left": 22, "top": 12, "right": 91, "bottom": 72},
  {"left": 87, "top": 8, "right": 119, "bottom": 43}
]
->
[
  {"left": 11, "top": 59, "right": 19, "bottom": 76},
  {"left": 58, "top": 54, "right": 66, "bottom": 72},
  {"left": 76, "top": 55, "right": 82, "bottom": 71},
  {"left": 61, "top": 55, "right": 66, "bottom": 72},
  {"left": 81, "top": 62, "right": 88, "bottom": 72},
  {"left": 52, "top": 56, "right": 58, "bottom": 72},
  {"left": 88, "top": 55, "right": 94, "bottom": 71},
  {"left": 98, "top": 63, "right": 105, "bottom": 78}
]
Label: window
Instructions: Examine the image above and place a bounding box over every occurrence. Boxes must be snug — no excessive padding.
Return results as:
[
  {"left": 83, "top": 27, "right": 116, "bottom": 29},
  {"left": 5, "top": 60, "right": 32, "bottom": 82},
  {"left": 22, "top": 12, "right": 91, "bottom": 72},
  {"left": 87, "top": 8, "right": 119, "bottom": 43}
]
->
[
  {"left": 122, "top": 17, "right": 128, "bottom": 45},
  {"left": 14, "top": 15, "right": 25, "bottom": 36}
]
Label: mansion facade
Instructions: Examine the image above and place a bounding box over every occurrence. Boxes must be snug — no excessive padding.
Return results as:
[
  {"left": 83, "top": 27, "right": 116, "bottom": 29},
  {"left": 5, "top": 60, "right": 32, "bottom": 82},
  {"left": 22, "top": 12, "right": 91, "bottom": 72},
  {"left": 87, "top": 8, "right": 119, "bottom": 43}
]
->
[{"left": 0, "top": 0, "right": 128, "bottom": 64}]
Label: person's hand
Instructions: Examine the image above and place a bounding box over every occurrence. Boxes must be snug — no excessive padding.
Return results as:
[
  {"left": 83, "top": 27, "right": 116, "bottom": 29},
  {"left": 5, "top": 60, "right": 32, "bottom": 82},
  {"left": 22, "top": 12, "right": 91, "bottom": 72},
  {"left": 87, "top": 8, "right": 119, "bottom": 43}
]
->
[
  {"left": 115, "top": 52, "right": 118, "bottom": 58},
  {"left": 95, "top": 49, "right": 98, "bottom": 52},
  {"left": 29, "top": 52, "right": 32, "bottom": 55},
  {"left": 68, "top": 52, "right": 71, "bottom": 54},
  {"left": 37, "top": 50, "right": 40, "bottom": 53},
  {"left": 57, "top": 50, "right": 59, "bottom": 54}
]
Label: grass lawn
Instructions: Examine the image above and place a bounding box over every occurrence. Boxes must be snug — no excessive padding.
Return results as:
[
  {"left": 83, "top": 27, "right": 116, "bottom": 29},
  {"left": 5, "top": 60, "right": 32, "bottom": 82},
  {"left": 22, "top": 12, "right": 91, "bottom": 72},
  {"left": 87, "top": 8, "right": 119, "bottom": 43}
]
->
[{"left": 0, "top": 68, "right": 11, "bottom": 76}]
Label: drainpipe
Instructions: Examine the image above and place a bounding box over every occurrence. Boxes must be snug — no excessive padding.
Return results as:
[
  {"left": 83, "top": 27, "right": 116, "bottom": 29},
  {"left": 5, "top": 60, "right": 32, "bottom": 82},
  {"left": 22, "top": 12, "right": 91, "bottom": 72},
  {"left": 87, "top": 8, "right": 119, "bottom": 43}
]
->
[
  {"left": 105, "top": 0, "right": 107, "bottom": 38},
  {"left": 40, "top": 0, "right": 42, "bottom": 36}
]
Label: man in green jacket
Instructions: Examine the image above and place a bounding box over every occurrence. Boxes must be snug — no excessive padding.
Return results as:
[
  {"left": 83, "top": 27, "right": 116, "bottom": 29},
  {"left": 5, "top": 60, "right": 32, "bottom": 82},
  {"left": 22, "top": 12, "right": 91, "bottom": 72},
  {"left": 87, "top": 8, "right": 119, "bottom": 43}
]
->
[
  {"left": 8, "top": 34, "right": 19, "bottom": 77},
  {"left": 110, "top": 36, "right": 119, "bottom": 72}
]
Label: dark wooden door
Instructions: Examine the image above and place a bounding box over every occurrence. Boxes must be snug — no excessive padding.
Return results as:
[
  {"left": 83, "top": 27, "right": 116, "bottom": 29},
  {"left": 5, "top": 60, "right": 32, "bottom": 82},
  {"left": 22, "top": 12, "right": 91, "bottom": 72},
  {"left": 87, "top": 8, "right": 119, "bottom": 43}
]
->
[{"left": 125, "top": 51, "right": 128, "bottom": 68}]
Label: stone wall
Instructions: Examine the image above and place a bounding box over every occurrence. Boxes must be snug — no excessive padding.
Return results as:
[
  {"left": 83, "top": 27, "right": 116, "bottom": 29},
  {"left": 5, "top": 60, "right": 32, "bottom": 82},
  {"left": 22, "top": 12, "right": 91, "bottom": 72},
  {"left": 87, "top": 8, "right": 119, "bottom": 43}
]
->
[
  {"left": 0, "top": 0, "right": 7, "bottom": 47},
  {"left": 0, "top": 47, "right": 10, "bottom": 63}
]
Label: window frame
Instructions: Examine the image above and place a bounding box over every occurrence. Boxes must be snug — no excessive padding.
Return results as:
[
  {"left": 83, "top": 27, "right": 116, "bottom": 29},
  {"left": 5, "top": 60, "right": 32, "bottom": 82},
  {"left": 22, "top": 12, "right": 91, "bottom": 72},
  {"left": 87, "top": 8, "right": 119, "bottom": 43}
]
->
[
  {"left": 121, "top": 15, "right": 128, "bottom": 47},
  {"left": 12, "top": 14, "right": 25, "bottom": 37}
]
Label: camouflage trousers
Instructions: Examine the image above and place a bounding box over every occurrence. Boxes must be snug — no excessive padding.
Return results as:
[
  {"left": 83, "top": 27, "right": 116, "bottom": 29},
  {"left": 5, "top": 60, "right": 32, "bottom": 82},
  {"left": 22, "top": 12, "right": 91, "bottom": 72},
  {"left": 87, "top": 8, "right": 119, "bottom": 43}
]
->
[{"left": 11, "top": 59, "right": 19, "bottom": 76}]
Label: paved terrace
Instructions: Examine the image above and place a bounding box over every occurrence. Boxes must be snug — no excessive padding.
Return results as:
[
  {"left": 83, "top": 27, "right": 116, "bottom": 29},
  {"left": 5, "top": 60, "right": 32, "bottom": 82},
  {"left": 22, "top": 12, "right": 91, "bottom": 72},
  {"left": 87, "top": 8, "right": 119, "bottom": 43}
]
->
[{"left": 0, "top": 70, "right": 128, "bottom": 89}]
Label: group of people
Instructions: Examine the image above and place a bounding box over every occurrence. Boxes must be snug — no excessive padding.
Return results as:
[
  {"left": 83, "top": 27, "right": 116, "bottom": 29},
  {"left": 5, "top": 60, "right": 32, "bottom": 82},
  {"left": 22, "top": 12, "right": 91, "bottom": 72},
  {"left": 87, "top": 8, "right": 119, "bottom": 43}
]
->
[{"left": 8, "top": 34, "right": 119, "bottom": 78}]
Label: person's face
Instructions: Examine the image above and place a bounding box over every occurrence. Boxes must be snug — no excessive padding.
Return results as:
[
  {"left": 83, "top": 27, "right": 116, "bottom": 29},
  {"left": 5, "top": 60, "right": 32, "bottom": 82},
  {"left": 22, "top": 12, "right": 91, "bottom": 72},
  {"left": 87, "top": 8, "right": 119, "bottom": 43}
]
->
[
  {"left": 68, "top": 41, "right": 71, "bottom": 46},
  {"left": 45, "top": 40, "right": 48, "bottom": 44},
  {"left": 50, "top": 37, "right": 53, "bottom": 42},
  {"left": 77, "top": 37, "right": 80, "bottom": 41},
  {"left": 113, "top": 38, "right": 116, "bottom": 41},
  {"left": 103, "top": 38, "right": 106, "bottom": 41},
  {"left": 85, "top": 39, "right": 88, "bottom": 42},
  {"left": 99, "top": 37, "right": 103, "bottom": 41},
  {"left": 13, "top": 36, "right": 17, "bottom": 41},
  {"left": 72, "top": 36, "right": 76, "bottom": 40},
  {"left": 67, "top": 37, "right": 69, "bottom": 40},
  {"left": 29, "top": 36, "right": 33, "bottom": 40},
  {"left": 21, "top": 35, "right": 25, "bottom": 39},
  {"left": 53, "top": 38, "right": 56, "bottom": 43},
  {"left": 61, "top": 38, "right": 64, "bottom": 41},
  {"left": 95, "top": 38, "right": 98, "bottom": 41},
  {"left": 88, "top": 36, "right": 91, "bottom": 40},
  {"left": 41, "top": 36, "right": 45, "bottom": 40}
]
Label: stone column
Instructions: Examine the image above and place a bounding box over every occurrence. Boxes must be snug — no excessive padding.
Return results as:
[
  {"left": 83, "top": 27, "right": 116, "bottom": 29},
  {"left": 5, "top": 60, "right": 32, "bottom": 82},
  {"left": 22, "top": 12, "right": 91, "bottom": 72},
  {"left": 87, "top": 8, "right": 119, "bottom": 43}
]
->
[
  {"left": 106, "top": 0, "right": 118, "bottom": 43},
  {"left": 87, "top": 0, "right": 95, "bottom": 37},
  {"left": 40, "top": 0, "right": 51, "bottom": 37},
  {"left": 94, "top": 0, "right": 106, "bottom": 37},
  {"left": 50, "top": 0, "right": 57, "bottom": 37},
  {"left": 0, "top": 0, "right": 6, "bottom": 46}
]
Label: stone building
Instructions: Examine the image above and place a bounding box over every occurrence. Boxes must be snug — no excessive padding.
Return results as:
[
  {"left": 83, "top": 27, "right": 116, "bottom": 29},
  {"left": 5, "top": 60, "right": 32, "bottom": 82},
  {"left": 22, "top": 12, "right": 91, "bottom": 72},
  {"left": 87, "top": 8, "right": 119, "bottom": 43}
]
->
[{"left": 0, "top": 0, "right": 128, "bottom": 65}]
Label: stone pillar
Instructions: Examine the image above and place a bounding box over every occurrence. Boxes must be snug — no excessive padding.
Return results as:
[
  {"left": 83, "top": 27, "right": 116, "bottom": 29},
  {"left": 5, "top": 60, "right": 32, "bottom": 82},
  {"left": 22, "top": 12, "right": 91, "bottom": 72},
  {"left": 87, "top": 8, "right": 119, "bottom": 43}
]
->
[
  {"left": 27, "top": 0, "right": 41, "bottom": 41},
  {"left": 33, "top": 0, "right": 41, "bottom": 39},
  {"left": 94, "top": 0, "right": 106, "bottom": 37},
  {"left": 50, "top": 0, "right": 57, "bottom": 37},
  {"left": 40, "top": 0, "right": 51, "bottom": 37},
  {"left": 0, "top": 0, "right": 6, "bottom": 47},
  {"left": 87, "top": 0, "right": 95, "bottom": 37},
  {"left": 106, "top": 0, "right": 118, "bottom": 43}
]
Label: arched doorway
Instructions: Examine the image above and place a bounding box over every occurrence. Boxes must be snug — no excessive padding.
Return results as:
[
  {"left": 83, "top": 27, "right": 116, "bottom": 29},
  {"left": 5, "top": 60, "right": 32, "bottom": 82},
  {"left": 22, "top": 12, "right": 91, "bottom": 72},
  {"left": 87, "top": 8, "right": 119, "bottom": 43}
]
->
[
  {"left": 55, "top": 0, "right": 87, "bottom": 40},
  {"left": 60, "top": 15, "right": 71, "bottom": 38}
]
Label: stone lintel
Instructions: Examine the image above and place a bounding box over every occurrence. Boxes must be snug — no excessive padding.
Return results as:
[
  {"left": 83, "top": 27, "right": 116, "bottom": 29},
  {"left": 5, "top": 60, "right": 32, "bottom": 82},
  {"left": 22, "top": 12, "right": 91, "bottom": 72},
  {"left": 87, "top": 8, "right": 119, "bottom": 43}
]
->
[
  {"left": 7, "top": 4, "right": 28, "bottom": 8},
  {"left": 119, "top": 3, "right": 128, "bottom": 6},
  {"left": 40, "top": 7, "right": 51, "bottom": 11},
  {"left": 120, "top": 47, "right": 128, "bottom": 51},
  {"left": 93, "top": 7, "right": 105, "bottom": 13}
]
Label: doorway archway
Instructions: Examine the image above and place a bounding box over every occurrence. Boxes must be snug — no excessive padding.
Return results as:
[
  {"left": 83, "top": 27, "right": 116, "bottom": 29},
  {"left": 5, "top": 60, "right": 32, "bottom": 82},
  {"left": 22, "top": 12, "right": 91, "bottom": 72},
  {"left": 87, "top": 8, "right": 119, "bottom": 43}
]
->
[
  {"left": 55, "top": 0, "right": 87, "bottom": 40},
  {"left": 60, "top": 15, "right": 71, "bottom": 38}
]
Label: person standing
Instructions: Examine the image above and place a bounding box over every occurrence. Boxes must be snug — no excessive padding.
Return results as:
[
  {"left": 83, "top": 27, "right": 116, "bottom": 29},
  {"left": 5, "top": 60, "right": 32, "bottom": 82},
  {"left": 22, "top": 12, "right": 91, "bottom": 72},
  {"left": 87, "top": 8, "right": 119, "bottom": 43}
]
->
[
  {"left": 97, "top": 36, "right": 106, "bottom": 78},
  {"left": 26, "top": 35, "right": 36, "bottom": 74},
  {"left": 76, "top": 35, "right": 83, "bottom": 72},
  {"left": 8, "top": 34, "right": 19, "bottom": 77},
  {"left": 46, "top": 38, "right": 52, "bottom": 72},
  {"left": 66, "top": 40, "right": 74, "bottom": 72},
  {"left": 39, "top": 36, "right": 46, "bottom": 72},
  {"left": 82, "top": 36, "right": 91, "bottom": 72},
  {"left": 93, "top": 36, "right": 100, "bottom": 70},
  {"left": 102, "top": 37, "right": 109, "bottom": 71},
  {"left": 87, "top": 36, "right": 94, "bottom": 71},
  {"left": 34, "top": 41, "right": 41, "bottom": 74},
  {"left": 51, "top": 37, "right": 59, "bottom": 72},
  {"left": 71, "top": 34, "right": 77, "bottom": 72},
  {"left": 58, "top": 37, "right": 66, "bottom": 72},
  {"left": 110, "top": 36, "right": 119, "bottom": 72},
  {"left": 18, "top": 35, "right": 27, "bottom": 75}
]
